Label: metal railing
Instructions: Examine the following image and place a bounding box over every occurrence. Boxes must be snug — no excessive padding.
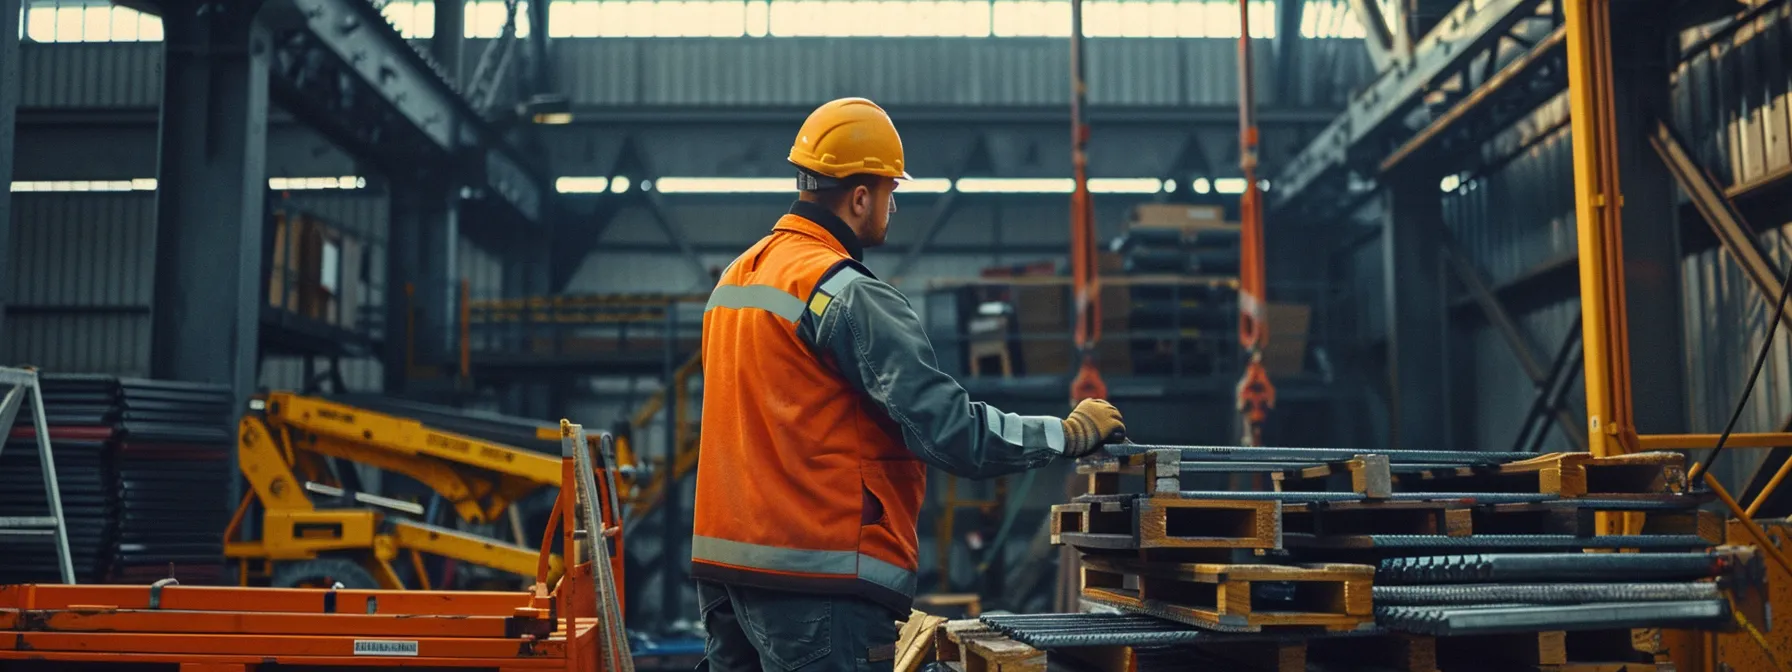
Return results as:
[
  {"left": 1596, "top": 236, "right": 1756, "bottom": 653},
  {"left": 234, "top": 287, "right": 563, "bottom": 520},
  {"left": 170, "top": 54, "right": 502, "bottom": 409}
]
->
[
  {"left": 463, "top": 294, "right": 706, "bottom": 362},
  {"left": 921, "top": 276, "right": 1335, "bottom": 384}
]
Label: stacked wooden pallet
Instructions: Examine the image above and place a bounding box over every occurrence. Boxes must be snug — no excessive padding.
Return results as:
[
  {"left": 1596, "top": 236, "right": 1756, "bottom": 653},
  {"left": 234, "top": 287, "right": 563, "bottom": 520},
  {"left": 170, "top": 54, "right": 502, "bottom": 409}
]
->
[
  {"left": 932, "top": 613, "right": 1676, "bottom": 672},
  {"left": 1027, "top": 444, "right": 1721, "bottom": 669},
  {"left": 1056, "top": 447, "right": 1712, "bottom": 561}
]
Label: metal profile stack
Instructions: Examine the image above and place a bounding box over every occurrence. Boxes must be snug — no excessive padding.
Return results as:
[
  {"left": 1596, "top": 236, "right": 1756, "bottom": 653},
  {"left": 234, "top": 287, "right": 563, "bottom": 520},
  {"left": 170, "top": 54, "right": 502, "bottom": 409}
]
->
[
  {"left": 982, "top": 443, "right": 1745, "bottom": 671},
  {"left": 0, "top": 375, "right": 234, "bottom": 585}
]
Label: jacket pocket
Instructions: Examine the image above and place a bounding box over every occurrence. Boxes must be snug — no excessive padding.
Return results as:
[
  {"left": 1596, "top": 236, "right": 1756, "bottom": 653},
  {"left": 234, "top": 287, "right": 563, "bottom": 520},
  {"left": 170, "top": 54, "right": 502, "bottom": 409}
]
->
[{"left": 860, "top": 458, "right": 927, "bottom": 538}]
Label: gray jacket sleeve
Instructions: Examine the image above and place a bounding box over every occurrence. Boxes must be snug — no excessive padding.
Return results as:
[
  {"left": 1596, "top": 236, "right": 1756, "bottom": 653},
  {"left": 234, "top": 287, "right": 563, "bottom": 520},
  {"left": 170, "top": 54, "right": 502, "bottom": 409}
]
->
[{"left": 799, "top": 261, "right": 1066, "bottom": 479}]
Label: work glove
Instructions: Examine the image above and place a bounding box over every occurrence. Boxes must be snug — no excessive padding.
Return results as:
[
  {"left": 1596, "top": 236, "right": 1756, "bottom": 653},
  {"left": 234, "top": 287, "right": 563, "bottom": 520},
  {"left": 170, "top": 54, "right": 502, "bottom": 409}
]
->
[{"left": 1062, "top": 399, "right": 1126, "bottom": 458}]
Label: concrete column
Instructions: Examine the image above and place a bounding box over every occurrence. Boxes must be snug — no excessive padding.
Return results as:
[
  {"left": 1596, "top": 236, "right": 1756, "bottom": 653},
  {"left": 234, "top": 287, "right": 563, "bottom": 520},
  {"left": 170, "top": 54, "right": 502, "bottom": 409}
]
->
[
  {"left": 1382, "top": 165, "right": 1450, "bottom": 450},
  {"left": 0, "top": 0, "right": 21, "bottom": 338},
  {"left": 149, "top": 0, "right": 269, "bottom": 411},
  {"left": 414, "top": 192, "right": 459, "bottom": 363},
  {"left": 383, "top": 188, "right": 421, "bottom": 395}
]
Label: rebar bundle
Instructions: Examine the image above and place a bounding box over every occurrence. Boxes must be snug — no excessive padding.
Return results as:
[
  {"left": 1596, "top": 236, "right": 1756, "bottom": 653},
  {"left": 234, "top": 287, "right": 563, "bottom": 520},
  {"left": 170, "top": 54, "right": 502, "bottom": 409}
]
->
[
  {"left": 1107, "top": 444, "right": 1537, "bottom": 464},
  {"left": 1372, "top": 582, "right": 1719, "bottom": 605},
  {"left": 977, "top": 612, "right": 1217, "bottom": 648},
  {"left": 1341, "top": 534, "right": 1711, "bottom": 550},
  {"left": 1375, "top": 600, "right": 1730, "bottom": 636},
  {"left": 1377, "top": 552, "right": 1729, "bottom": 584}
]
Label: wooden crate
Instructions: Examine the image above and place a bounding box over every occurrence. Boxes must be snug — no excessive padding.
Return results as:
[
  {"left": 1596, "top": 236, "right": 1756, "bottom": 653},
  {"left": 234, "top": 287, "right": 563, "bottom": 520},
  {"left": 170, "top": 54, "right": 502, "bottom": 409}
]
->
[{"left": 1078, "top": 556, "right": 1374, "bottom": 632}]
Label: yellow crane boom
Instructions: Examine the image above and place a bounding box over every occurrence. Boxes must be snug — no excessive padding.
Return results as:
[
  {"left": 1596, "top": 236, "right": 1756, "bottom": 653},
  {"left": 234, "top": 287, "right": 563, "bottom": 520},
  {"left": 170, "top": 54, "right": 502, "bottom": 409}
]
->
[{"left": 227, "top": 392, "right": 578, "bottom": 591}]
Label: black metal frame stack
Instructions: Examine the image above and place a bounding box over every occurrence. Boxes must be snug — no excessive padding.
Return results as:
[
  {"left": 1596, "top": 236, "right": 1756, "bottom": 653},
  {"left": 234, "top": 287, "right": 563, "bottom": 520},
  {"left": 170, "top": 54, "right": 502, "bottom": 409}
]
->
[{"left": 0, "top": 375, "right": 234, "bottom": 585}]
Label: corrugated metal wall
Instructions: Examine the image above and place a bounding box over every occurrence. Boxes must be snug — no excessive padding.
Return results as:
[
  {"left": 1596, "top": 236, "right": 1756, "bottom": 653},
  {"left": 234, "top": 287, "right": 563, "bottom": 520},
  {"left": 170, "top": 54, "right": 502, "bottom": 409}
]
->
[
  {"left": 17, "top": 42, "right": 162, "bottom": 108},
  {"left": 1440, "top": 93, "right": 1582, "bottom": 454},
  {"left": 14, "top": 38, "right": 1371, "bottom": 111},
  {"left": 546, "top": 37, "right": 1371, "bottom": 109},
  {"left": 1680, "top": 229, "right": 1792, "bottom": 490},
  {"left": 3, "top": 193, "right": 157, "bottom": 374},
  {"left": 566, "top": 196, "right": 1139, "bottom": 297},
  {"left": 0, "top": 189, "right": 411, "bottom": 385},
  {"left": 459, "top": 239, "right": 506, "bottom": 300},
  {"left": 1670, "top": 5, "right": 1792, "bottom": 488},
  {"left": 1674, "top": 2, "right": 1792, "bottom": 192}
]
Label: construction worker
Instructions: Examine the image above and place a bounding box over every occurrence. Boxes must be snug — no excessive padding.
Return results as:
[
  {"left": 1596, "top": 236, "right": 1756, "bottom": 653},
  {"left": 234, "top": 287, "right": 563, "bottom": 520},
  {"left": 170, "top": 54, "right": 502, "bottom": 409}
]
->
[{"left": 692, "top": 97, "right": 1128, "bottom": 670}]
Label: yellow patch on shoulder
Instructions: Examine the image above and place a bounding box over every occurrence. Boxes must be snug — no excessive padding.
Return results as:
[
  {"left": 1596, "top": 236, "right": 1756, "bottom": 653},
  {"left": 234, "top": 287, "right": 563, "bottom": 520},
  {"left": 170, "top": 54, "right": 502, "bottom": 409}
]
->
[{"left": 808, "top": 292, "right": 833, "bottom": 316}]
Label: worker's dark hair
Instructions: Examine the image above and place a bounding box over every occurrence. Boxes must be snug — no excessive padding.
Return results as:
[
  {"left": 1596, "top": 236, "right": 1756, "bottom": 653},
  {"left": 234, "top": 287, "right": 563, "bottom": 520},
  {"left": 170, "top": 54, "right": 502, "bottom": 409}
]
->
[{"left": 802, "top": 173, "right": 884, "bottom": 211}]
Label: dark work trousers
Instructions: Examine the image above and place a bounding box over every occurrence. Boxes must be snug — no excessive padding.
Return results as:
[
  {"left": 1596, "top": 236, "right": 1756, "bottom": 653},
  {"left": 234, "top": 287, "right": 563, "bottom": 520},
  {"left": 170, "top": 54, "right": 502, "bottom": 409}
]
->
[{"left": 696, "top": 580, "right": 901, "bottom": 672}]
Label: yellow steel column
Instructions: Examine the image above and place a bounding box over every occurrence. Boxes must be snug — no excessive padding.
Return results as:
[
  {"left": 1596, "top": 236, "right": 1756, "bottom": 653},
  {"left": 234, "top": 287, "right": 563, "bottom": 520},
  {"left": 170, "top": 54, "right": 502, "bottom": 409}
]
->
[{"left": 1564, "top": 0, "right": 1635, "bottom": 460}]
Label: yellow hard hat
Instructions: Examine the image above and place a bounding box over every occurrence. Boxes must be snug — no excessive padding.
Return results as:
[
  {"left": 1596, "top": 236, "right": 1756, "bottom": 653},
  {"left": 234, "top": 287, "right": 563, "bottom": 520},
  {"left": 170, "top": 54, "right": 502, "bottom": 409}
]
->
[{"left": 788, "top": 98, "right": 912, "bottom": 184}]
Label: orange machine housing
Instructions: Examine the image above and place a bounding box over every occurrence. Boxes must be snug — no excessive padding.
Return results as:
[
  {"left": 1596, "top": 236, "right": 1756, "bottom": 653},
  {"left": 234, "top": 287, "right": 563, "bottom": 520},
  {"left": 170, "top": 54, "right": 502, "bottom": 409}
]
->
[{"left": 0, "top": 424, "right": 630, "bottom": 672}]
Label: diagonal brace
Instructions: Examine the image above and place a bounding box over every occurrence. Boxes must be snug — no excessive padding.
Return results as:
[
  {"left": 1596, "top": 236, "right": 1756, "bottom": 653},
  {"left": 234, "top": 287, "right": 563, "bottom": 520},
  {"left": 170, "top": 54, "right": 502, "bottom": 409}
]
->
[
  {"left": 1651, "top": 121, "right": 1792, "bottom": 333},
  {"left": 1442, "top": 238, "right": 1586, "bottom": 451}
]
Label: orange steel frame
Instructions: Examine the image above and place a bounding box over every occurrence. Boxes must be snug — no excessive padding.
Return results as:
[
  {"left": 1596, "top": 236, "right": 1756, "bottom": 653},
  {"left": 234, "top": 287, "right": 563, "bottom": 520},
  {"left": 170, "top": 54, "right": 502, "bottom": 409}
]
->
[
  {"left": 0, "top": 423, "right": 626, "bottom": 672},
  {"left": 1564, "top": 0, "right": 1789, "bottom": 668}
]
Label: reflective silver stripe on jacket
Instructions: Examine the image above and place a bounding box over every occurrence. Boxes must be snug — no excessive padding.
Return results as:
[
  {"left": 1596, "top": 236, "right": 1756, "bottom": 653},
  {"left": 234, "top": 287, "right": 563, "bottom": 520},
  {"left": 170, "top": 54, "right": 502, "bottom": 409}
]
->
[
  {"left": 692, "top": 535, "right": 917, "bottom": 596},
  {"left": 707, "top": 284, "right": 807, "bottom": 322},
  {"left": 817, "top": 265, "right": 869, "bottom": 297},
  {"left": 986, "top": 410, "right": 1067, "bottom": 453}
]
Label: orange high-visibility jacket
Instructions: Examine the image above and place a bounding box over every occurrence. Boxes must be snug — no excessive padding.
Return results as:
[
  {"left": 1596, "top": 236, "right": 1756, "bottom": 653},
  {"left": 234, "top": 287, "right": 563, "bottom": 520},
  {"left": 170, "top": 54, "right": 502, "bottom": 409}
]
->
[{"left": 692, "top": 201, "right": 1068, "bottom": 612}]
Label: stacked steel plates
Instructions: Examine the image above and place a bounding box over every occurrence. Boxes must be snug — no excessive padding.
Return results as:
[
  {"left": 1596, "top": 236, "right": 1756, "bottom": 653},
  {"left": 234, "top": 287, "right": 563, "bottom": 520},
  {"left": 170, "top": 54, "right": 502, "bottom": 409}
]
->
[
  {"left": 0, "top": 375, "right": 234, "bottom": 585},
  {"left": 0, "top": 426, "right": 114, "bottom": 583},
  {"left": 103, "top": 378, "right": 234, "bottom": 584}
]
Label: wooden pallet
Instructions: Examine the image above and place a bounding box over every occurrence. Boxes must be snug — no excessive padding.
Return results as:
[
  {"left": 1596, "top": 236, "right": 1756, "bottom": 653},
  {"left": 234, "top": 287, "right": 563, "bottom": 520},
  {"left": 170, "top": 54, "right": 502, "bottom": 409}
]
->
[
  {"left": 936, "top": 619, "right": 1313, "bottom": 672},
  {"left": 1052, "top": 495, "right": 1282, "bottom": 551},
  {"left": 1081, "top": 449, "right": 1687, "bottom": 499},
  {"left": 1280, "top": 497, "right": 1720, "bottom": 542},
  {"left": 1056, "top": 492, "right": 1716, "bottom": 556},
  {"left": 1077, "top": 556, "right": 1374, "bottom": 632},
  {"left": 1378, "top": 452, "right": 1688, "bottom": 498},
  {"left": 933, "top": 620, "right": 1662, "bottom": 672},
  {"left": 934, "top": 620, "right": 1045, "bottom": 672}
]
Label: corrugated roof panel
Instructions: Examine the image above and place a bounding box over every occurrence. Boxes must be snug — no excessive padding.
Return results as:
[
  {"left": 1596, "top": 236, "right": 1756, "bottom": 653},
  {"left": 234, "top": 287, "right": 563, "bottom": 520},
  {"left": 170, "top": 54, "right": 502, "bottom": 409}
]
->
[{"left": 19, "top": 42, "right": 160, "bottom": 108}]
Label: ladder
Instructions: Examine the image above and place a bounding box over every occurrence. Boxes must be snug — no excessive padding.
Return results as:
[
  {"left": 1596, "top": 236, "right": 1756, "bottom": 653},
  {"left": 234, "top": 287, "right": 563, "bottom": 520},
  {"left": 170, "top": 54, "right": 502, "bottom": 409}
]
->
[{"left": 0, "top": 367, "right": 76, "bottom": 584}]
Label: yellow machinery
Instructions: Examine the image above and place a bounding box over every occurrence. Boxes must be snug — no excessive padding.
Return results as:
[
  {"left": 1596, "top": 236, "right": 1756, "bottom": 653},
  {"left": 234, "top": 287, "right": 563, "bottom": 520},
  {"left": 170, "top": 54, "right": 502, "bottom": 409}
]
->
[{"left": 225, "top": 391, "right": 586, "bottom": 591}]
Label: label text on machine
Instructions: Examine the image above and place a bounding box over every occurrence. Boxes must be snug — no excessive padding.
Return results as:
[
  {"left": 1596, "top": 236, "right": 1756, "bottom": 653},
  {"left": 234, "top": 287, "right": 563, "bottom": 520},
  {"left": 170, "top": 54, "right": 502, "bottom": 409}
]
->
[{"left": 353, "top": 640, "right": 420, "bottom": 656}]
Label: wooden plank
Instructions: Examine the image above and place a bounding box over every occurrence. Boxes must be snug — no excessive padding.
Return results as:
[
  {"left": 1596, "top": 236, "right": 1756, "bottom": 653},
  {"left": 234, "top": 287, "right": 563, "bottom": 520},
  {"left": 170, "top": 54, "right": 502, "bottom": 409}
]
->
[
  {"left": 1137, "top": 498, "right": 1283, "bottom": 549},
  {"left": 935, "top": 619, "right": 988, "bottom": 663},
  {"left": 1078, "top": 557, "right": 1373, "bottom": 632},
  {"left": 895, "top": 610, "right": 947, "bottom": 672},
  {"left": 1049, "top": 503, "right": 1091, "bottom": 545},
  {"left": 1274, "top": 455, "right": 1393, "bottom": 498},
  {"left": 961, "top": 636, "right": 1046, "bottom": 672}
]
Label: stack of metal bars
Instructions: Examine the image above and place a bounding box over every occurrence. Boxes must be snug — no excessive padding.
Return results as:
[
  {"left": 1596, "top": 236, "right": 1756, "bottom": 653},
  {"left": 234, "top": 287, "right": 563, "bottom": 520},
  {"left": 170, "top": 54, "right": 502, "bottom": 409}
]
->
[
  {"left": 1370, "top": 552, "right": 1735, "bottom": 636},
  {"left": 0, "top": 425, "right": 110, "bottom": 583},
  {"left": 0, "top": 375, "right": 237, "bottom": 586},
  {"left": 1039, "top": 442, "right": 1737, "bottom": 655}
]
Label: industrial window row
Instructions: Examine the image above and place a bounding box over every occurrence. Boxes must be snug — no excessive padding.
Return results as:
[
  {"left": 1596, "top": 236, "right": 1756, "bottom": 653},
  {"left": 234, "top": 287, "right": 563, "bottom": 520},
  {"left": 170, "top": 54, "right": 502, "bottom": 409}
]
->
[{"left": 16, "top": 0, "right": 1369, "bottom": 42}]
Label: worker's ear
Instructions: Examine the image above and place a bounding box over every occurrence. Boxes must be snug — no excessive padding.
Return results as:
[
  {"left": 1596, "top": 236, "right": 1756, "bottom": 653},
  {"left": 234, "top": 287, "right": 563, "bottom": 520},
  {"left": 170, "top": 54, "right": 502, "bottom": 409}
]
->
[{"left": 852, "top": 184, "right": 874, "bottom": 219}]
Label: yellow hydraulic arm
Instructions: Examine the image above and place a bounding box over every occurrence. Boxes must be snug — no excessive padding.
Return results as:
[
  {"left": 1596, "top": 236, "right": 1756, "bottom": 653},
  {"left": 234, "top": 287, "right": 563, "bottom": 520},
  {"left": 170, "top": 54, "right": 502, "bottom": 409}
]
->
[
  {"left": 263, "top": 392, "right": 561, "bottom": 523},
  {"left": 229, "top": 392, "right": 572, "bottom": 590}
]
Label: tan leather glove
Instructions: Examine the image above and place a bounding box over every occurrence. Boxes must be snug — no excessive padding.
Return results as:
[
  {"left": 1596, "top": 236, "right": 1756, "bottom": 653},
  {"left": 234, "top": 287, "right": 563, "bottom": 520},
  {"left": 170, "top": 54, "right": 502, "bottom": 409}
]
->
[{"left": 1062, "top": 399, "right": 1126, "bottom": 458}]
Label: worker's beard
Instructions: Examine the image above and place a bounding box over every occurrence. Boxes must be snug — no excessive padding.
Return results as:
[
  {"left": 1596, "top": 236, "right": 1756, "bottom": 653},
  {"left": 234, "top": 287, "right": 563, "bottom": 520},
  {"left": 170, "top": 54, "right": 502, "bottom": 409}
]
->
[{"left": 860, "top": 213, "right": 889, "bottom": 247}]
